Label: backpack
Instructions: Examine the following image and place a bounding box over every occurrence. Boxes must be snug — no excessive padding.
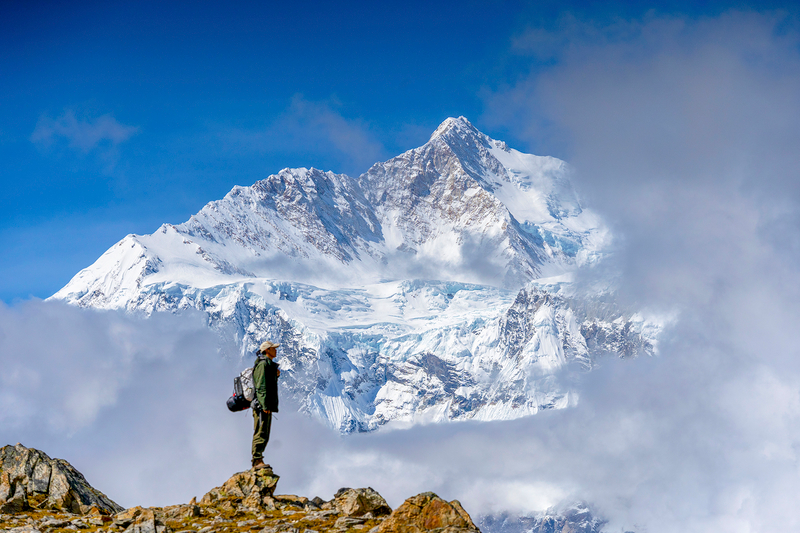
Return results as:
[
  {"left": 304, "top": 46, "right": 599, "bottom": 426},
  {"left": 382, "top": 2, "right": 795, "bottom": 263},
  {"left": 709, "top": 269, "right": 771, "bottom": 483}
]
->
[{"left": 226, "top": 358, "right": 263, "bottom": 412}]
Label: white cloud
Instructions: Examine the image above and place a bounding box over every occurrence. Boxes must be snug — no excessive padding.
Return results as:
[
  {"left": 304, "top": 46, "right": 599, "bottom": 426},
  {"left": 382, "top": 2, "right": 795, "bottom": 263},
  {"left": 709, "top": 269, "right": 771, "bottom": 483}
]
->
[
  {"left": 224, "top": 95, "right": 387, "bottom": 176},
  {"left": 31, "top": 110, "right": 139, "bottom": 154},
  {"left": 0, "top": 301, "right": 245, "bottom": 507},
  {"left": 474, "top": 8, "right": 800, "bottom": 532},
  {"left": 7, "top": 282, "right": 800, "bottom": 532}
]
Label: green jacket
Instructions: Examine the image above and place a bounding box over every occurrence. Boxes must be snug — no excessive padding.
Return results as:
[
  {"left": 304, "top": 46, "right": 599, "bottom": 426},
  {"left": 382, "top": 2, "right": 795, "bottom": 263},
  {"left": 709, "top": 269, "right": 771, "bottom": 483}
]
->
[{"left": 253, "top": 356, "right": 279, "bottom": 412}]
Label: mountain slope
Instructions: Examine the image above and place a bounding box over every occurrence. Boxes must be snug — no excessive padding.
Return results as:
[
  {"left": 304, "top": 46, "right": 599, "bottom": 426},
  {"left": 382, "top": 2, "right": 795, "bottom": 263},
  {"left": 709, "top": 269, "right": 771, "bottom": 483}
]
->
[
  {"left": 55, "top": 117, "right": 607, "bottom": 309},
  {"left": 51, "top": 117, "right": 655, "bottom": 433}
]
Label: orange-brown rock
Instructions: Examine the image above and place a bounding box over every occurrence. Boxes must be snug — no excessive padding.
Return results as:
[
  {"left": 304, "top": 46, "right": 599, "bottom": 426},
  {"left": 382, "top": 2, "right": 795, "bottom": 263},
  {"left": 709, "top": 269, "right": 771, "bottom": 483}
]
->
[
  {"left": 378, "top": 492, "right": 479, "bottom": 533},
  {"left": 199, "top": 467, "right": 279, "bottom": 511},
  {"left": 0, "top": 444, "right": 486, "bottom": 533},
  {"left": 274, "top": 493, "right": 309, "bottom": 510}
]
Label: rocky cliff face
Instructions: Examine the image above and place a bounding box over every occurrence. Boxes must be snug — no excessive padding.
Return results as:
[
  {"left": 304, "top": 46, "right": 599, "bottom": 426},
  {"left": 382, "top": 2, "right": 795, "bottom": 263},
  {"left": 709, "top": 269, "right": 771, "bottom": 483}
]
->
[
  {"left": 0, "top": 445, "right": 483, "bottom": 533},
  {"left": 0, "top": 444, "right": 122, "bottom": 516}
]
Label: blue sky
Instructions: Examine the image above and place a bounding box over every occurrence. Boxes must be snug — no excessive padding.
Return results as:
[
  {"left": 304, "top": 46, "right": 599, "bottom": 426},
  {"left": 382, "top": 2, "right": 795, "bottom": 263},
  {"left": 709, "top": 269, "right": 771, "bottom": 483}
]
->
[{"left": 2, "top": 0, "right": 798, "bottom": 302}]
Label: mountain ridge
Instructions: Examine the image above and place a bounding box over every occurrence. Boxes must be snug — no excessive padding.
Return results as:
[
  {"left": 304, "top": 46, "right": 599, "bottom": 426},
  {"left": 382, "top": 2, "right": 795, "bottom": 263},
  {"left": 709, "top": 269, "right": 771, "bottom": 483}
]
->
[
  {"left": 54, "top": 117, "right": 606, "bottom": 307},
  {"left": 50, "top": 117, "right": 657, "bottom": 434}
]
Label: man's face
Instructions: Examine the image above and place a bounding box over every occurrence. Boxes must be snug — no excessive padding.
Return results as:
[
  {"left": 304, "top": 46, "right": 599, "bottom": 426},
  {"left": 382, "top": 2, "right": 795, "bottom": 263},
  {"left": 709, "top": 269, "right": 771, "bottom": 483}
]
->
[{"left": 265, "top": 347, "right": 277, "bottom": 359}]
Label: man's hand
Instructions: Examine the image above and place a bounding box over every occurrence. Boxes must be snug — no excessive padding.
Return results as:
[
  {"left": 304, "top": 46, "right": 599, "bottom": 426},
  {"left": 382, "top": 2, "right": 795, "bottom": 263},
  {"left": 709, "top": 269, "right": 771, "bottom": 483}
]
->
[{"left": 277, "top": 369, "right": 281, "bottom": 378}]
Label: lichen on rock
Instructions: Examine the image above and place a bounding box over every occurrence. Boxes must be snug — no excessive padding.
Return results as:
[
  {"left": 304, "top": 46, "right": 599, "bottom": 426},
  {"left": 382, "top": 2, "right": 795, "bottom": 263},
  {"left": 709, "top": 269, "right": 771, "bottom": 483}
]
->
[
  {"left": 378, "top": 492, "right": 479, "bottom": 533},
  {"left": 0, "top": 445, "right": 484, "bottom": 533},
  {"left": 200, "top": 467, "right": 280, "bottom": 512},
  {"left": 0, "top": 444, "right": 122, "bottom": 515},
  {"left": 333, "top": 487, "right": 392, "bottom": 517}
]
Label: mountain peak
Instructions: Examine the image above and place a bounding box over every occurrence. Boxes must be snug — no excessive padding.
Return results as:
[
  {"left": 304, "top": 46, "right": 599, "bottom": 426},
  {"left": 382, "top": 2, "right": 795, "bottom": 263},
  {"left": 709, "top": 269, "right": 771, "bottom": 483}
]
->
[
  {"left": 47, "top": 116, "right": 638, "bottom": 438},
  {"left": 429, "top": 116, "right": 481, "bottom": 142}
]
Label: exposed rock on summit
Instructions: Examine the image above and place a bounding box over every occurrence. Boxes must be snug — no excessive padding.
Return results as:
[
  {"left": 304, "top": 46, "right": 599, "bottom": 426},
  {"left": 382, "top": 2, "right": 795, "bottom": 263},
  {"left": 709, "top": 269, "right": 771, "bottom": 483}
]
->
[
  {"left": 199, "top": 467, "right": 280, "bottom": 511},
  {"left": 0, "top": 444, "right": 122, "bottom": 516}
]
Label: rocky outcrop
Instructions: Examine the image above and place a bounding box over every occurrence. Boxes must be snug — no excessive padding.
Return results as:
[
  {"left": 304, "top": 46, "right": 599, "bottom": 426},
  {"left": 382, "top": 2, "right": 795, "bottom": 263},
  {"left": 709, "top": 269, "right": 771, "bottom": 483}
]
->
[
  {"left": 113, "top": 506, "right": 170, "bottom": 533},
  {"left": 0, "top": 445, "right": 485, "bottom": 533},
  {"left": 333, "top": 487, "right": 392, "bottom": 517},
  {"left": 199, "top": 467, "right": 280, "bottom": 511},
  {"left": 0, "top": 444, "right": 122, "bottom": 515},
  {"left": 378, "top": 492, "right": 479, "bottom": 533}
]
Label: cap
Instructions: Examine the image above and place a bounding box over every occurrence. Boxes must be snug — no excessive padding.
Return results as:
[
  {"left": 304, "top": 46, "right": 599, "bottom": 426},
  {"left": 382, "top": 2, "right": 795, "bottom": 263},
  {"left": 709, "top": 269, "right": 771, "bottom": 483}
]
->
[{"left": 258, "top": 341, "right": 280, "bottom": 354}]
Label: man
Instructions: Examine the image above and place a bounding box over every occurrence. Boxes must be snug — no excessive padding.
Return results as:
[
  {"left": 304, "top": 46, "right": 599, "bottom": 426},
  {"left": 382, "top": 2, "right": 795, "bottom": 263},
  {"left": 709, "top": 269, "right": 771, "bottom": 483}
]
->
[{"left": 252, "top": 340, "right": 280, "bottom": 470}]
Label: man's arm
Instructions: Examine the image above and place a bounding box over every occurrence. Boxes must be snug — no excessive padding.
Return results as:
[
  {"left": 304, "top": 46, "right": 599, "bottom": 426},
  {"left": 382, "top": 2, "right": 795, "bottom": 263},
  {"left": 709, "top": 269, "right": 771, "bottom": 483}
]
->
[{"left": 253, "top": 359, "right": 268, "bottom": 412}]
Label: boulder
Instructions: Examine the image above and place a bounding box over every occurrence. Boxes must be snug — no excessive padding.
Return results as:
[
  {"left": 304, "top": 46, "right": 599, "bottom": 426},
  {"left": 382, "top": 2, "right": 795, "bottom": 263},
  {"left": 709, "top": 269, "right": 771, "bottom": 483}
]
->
[
  {"left": 159, "top": 502, "right": 201, "bottom": 519},
  {"left": 200, "top": 468, "right": 280, "bottom": 511},
  {"left": 114, "top": 506, "right": 171, "bottom": 533},
  {"left": 378, "top": 492, "right": 479, "bottom": 533},
  {"left": 0, "top": 444, "right": 123, "bottom": 515},
  {"left": 333, "top": 487, "right": 392, "bottom": 517},
  {"left": 274, "top": 494, "right": 309, "bottom": 510}
]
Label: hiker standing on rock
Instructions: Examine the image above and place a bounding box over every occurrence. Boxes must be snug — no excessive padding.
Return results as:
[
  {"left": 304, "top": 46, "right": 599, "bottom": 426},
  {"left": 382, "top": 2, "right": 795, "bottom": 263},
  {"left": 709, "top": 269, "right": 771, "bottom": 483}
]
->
[{"left": 252, "top": 341, "right": 280, "bottom": 470}]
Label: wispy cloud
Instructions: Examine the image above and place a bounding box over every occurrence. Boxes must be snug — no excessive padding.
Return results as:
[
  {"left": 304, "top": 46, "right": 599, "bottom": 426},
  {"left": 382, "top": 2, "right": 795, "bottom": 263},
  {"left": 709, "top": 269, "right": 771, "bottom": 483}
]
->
[
  {"left": 7, "top": 291, "right": 800, "bottom": 533},
  {"left": 30, "top": 110, "right": 139, "bottom": 175},
  {"left": 0, "top": 300, "right": 245, "bottom": 507},
  {"left": 31, "top": 110, "right": 139, "bottom": 154},
  {"left": 224, "top": 96, "right": 387, "bottom": 176},
  {"left": 478, "top": 8, "right": 800, "bottom": 531}
]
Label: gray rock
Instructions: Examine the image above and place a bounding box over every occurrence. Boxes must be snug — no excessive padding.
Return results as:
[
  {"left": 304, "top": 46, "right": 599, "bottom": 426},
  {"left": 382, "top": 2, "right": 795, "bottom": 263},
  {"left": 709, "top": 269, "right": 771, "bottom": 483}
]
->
[
  {"left": 334, "top": 517, "right": 365, "bottom": 528},
  {"left": 0, "top": 481, "right": 27, "bottom": 514},
  {"left": 303, "top": 510, "right": 339, "bottom": 521},
  {"left": 40, "top": 518, "right": 70, "bottom": 528},
  {"left": 0, "top": 444, "right": 122, "bottom": 515}
]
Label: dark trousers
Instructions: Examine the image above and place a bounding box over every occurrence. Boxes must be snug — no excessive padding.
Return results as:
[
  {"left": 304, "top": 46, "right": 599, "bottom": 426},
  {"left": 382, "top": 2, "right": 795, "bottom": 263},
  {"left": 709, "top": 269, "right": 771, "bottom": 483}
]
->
[{"left": 252, "top": 409, "right": 272, "bottom": 462}]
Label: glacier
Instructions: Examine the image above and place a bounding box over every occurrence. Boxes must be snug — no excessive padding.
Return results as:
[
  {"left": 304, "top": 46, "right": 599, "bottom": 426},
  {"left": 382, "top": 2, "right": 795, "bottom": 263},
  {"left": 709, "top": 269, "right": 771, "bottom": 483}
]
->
[{"left": 52, "top": 116, "right": 660, "bottom": 433}]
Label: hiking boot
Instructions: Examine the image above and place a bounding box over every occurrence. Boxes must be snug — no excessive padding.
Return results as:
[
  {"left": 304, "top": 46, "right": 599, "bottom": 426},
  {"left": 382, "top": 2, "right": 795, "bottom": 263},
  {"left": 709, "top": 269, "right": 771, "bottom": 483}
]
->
[{"left": 252, "top": 459, "right": 269, "bottom": 470}]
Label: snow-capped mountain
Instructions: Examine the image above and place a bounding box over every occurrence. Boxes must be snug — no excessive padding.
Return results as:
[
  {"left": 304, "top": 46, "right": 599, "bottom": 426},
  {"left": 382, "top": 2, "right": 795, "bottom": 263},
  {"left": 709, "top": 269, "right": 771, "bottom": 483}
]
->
[
  {"left": 52, "top": 117, "right": 657, "bottom": 433},
  {"left": 478, "top": 502, "right": 606, "bottom": 533}
]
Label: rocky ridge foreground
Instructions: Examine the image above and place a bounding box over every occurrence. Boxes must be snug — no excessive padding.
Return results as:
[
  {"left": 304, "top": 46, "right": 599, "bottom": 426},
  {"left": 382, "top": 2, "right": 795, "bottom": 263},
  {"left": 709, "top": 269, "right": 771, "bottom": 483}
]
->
[
  {"left": 0, "top": 445, "right": 121, "bottom": 516},
  {"left": 0, "top": 445, "right": 480, "bottom": 533}
]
